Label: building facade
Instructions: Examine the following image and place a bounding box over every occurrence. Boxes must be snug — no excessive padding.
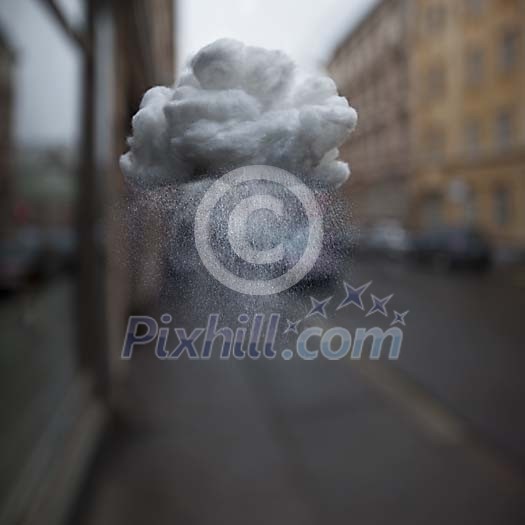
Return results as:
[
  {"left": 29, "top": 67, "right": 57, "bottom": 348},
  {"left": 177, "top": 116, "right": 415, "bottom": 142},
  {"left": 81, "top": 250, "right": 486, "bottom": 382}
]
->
[
  {"left": 0, "top": 2, "right": 176, "bottom": 524},
  {"left": 410, "top": 0, "right": 525, "bottom": 252},
  {"left": 328, "top": 0, "right": 411, "bottom": 228}
]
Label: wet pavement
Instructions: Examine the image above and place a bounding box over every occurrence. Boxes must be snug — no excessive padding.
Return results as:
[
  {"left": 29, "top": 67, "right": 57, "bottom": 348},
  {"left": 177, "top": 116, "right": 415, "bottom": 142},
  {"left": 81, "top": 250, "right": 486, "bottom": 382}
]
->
[
  {"left": 73, "top": 258, "right": 525, "bottom": 525},
  {"left": 0, "top": 277, "right": 77, "bottom": 503},
  {"left": 341, "top": 258, "right": 525, "bottom": 467}
]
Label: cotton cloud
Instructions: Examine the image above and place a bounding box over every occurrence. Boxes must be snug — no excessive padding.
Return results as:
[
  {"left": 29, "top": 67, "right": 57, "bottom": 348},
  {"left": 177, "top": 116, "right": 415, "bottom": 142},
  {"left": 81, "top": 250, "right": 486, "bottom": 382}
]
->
[{"left": 120, "top": 38, "right": 357, "bottom": 189}]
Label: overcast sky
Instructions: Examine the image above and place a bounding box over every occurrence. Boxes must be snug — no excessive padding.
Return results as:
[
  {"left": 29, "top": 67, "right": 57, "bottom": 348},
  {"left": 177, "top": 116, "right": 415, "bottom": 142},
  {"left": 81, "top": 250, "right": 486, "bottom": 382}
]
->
[
  {"left": 177, "top": 0, "right": 375, "bottom": 73},
  {"left": 1, "top": 0, "right": 374, "bottom": 147},
  {"left": 0, "top": 0, "right": 83, "bottom": 147}
]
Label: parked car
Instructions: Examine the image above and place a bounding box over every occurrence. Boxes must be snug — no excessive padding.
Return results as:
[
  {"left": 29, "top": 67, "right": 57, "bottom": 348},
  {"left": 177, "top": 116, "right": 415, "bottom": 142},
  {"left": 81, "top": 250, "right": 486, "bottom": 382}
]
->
[
  {"left": 360, "top": 221, "right": 411, "bottom": 259},
  {"left": 410, "top": 227, "right": 491, "bottom": 271},
  {"left": 282, "top": 225, "right": 352, "bottom": 286},
  {"left": 282, "top": 186, "right": 354, "bottom": 287},
  {"left": 0, "top": 237, "right": 40, "bottom": 292},
  {"left": 44, "top": 228, "right": 77, "bottom": 271},
  {"left": 30, "top": 229, "right": 78, "bottom": 278}
]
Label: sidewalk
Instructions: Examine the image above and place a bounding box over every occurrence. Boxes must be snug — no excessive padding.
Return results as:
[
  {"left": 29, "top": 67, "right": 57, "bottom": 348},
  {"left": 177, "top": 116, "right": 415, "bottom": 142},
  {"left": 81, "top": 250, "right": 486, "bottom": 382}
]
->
[{"left": 73, "top": 340, "right": 525, "bottom": 525}]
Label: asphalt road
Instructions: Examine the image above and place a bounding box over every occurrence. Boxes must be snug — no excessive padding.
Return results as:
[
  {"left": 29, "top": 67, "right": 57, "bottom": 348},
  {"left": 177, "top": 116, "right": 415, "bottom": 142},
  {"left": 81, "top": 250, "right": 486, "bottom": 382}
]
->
[
  {"left": 75, "top": 257, "right": 525, "bottom": 525},
  {"left": 334, "top": 256, "right": 525, "bottom": 469}
]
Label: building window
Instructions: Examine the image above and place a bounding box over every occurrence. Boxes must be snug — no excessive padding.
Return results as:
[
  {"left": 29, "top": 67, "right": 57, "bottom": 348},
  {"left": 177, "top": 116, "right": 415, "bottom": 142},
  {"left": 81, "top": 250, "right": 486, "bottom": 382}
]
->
[
  {"left": 426, "top": 64, "right": 446, "bottom": 100},
  {"left": 495, "top": 109, "right": 513, "bottom": 150},
  {"left": 426, "top": 4, "right": 447, "bottom": 32},
  {"left": 500, "top": 28, "right": 520, "bottom": 73},
  {"left": 424, "top": 127, "right": 446, "bottom": 162},
  {"left": 465, "top": 47, "right": 485, "bottom": 86},
  {"left": 465, "top": 118, "right": 481, "bottom": 157},
  {"left": 464, "top": 0, "right": 486, "bottom": 15},
  {"left": 493, "top": 187, "right": 511, "bottom": 227},
  {"left": 422, "top": 194, "right": 443, "bottom": 229},
  {"left": 464, "top": 189, "right": 477, "bottom": 225}
]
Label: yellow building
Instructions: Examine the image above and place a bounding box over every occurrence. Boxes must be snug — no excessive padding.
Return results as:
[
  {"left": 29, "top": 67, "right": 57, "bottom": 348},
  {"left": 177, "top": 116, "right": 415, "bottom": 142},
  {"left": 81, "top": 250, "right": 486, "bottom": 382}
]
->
[{"left": 410, "top": 0, "right": 525, "bottom": 252}]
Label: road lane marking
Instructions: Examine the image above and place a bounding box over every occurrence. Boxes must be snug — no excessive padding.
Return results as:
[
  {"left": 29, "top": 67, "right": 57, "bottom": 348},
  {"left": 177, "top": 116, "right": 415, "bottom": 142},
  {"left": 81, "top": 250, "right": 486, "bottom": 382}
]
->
[{"left": 351, "top": 359, "right": 525, "bottom": 488}]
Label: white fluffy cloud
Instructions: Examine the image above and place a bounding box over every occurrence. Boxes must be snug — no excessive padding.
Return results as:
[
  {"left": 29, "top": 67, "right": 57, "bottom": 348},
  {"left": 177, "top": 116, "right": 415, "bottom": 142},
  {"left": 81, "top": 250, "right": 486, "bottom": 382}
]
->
[{"left": 120, "top": 39, "right": 357, "bottom": 189}]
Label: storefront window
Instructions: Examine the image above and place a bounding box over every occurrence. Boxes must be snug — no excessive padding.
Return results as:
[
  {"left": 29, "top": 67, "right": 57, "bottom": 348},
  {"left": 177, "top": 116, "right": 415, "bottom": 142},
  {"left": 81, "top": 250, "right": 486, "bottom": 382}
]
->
[{"left": 0, "top": 0, "right": 82, "bottom": 513}]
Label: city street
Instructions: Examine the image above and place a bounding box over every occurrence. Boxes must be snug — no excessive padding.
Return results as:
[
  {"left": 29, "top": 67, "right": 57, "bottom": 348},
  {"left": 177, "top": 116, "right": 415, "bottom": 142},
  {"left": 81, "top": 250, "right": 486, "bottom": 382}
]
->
[
  {"left": 75, "top": 258, "right": 525, "bottom": 525},
  {"left": 3, "top": 1, "right": 525, "bottom": 523}
]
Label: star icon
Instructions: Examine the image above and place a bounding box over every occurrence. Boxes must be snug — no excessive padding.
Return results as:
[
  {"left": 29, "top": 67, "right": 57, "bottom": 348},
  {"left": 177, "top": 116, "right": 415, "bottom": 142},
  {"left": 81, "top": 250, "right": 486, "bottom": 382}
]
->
[
  {"left": 337, "top": 281, "right": 372, "bottom": 311},
  {"left": 305, "top": 296, "right": 332, "bottom": 319},
  {"left": 366, "top": 294, "right": 393, "bottom": 317},
  {"left": 283, "top": 319, "right": 301, "bottom": 335},
  {"left": 391, "top": 310, "right": 409, "bottom": 326}
]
